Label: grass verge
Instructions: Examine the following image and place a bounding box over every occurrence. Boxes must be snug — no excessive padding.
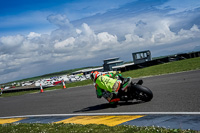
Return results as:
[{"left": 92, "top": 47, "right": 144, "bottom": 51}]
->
[
  {"left": 0, "top": 123, "right": 197, "bottom": 133},
  {"left": 122, "top": 57, "right": 200, "bottom": 78}
]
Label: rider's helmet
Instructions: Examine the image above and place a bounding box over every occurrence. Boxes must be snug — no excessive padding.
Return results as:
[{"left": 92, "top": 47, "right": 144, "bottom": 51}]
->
[{"left": 90, "top": 71, "right": 100, "bottom": 82}]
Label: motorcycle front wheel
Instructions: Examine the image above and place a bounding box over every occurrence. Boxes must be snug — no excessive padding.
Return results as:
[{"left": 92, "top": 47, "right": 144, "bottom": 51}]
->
[{"left": 133, "top": 84, "right": 153, "bottom": 102}]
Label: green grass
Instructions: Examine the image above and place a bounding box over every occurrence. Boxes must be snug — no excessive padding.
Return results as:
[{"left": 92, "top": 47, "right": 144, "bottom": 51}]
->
[
  {"left": 0, "top": 90, "right": 39, "bottom": 97},
  {"left": 122, "top": 57, "right": 200, "bottom": 78},
  {"left": 1, "top": 57, "right": 200, "bottom": 98},
  {"left": 0, "top": 123, "right": 197, "bottom": 133}
]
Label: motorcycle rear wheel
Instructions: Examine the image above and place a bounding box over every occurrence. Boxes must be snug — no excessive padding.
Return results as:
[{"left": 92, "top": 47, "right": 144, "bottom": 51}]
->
[{"left": 133, "top": 84, "right": 153, "bottom": 102}]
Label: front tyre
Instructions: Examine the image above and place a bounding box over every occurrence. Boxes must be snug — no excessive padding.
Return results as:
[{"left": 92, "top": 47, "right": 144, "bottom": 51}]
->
[{"left": 134, "top": 84, "right": 153, "bottom": 102}]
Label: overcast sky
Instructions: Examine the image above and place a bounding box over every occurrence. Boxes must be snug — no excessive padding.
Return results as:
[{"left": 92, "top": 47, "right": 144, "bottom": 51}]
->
[{"left": 0, "top": 0, "right": 200, "bottom": 84}]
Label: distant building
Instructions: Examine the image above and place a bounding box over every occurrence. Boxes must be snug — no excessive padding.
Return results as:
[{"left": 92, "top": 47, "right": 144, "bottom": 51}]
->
[
  {"left": 72, "top": 57, "right": 124, "bottom": 75},
  {"left": 132, "top": 50, "right": 152, "bottom": 64},
  {"left": 103, "top": 57, "right": 123, "bottom": 71}
]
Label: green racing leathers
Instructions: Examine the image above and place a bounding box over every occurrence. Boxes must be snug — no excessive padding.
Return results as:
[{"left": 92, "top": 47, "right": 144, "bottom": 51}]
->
[{"left": 94, "top": 73, "right": 121, "bottom": 103}]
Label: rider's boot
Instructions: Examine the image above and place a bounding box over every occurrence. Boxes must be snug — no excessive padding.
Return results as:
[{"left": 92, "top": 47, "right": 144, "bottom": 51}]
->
[
  {"left": 117, "top": 74, "right": 124, "bottom": 81},
  {"left": 117, "top": 74, "right": 130, "bottom": 83},
  {"left": 108, "top": 95, "right": 120, "bottom": 106},
  {"left": 137, "top": 79, "right": 143, "bottom": 85}
]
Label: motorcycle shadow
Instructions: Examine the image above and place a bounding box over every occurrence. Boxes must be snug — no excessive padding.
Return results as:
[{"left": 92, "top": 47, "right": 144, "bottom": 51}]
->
[{"left": 73, "top": 101, "right": 144, "bottom": 113}]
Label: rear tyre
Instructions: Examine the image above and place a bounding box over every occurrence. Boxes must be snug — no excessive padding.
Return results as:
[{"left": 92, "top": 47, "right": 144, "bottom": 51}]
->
[{"left": 133, "top": 84, "right": 153, "bottom": 102}]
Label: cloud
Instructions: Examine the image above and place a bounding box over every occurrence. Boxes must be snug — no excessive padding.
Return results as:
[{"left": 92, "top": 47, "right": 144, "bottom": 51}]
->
[
  {"left": 62, "top": 0, "right": 135, "bottom": 20},
  {"left": 156, "top": 0, "right": 200, "bottom": 14},
  {"left": 0, "top": 35, "right": 24, "bottom": 47},
  {"left": 0, "top": 18, "right": 121, "bottom": 83},
  {"left": 54, "top": 37, "right": 75, "bottom": 53},
  {"left": 178, "top": 24, "right": 200, "bottom": 38},
  {"left": 27, "top": 32, "right": 41, "bottom": 39},
  {"left": 47, "top": 14, "right": 73, "bottom": 29},
  {"left": 1, "top": 1, "right": 200, "bottom": 83}
]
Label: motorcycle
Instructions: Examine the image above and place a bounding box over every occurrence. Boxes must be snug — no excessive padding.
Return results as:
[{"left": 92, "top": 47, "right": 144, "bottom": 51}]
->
[
  {"left": 119, "top": 78, "right": 153, "bottom": 102},
  {"left": 102, "top": 77, "right": 153, "bottom": 103}
]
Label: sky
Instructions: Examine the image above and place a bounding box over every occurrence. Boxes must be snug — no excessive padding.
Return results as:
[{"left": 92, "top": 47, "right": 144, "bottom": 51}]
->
[{"left": 0, "top": 0, "right": 200, "bottom": 84}]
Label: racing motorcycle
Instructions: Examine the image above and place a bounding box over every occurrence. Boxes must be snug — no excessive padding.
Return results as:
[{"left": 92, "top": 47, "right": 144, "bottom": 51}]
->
[
  {"left": 103, "top": 77, "right": 153, "bottom": 103},
  {"left": 118, "top": 78, "right": 153, "bottom": 102}
]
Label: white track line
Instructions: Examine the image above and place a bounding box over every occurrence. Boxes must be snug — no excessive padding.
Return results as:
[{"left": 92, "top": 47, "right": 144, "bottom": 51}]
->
[{"left": 1, "top": 112, "right": 200, "bottom": 119}]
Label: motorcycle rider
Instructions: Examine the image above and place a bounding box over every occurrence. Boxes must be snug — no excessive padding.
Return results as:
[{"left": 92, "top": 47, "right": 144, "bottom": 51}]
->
[{"left": 90, "top": 71, "right": 131, "bottom": 104}]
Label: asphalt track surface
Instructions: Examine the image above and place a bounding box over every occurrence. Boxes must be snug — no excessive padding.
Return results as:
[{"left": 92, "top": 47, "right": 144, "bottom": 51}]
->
[
  {"left": 0, "top": 70, "right": 200, "bottom": 130},
  {"left": 1, "top": 70, "right": 200, "bottom": 117}
]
